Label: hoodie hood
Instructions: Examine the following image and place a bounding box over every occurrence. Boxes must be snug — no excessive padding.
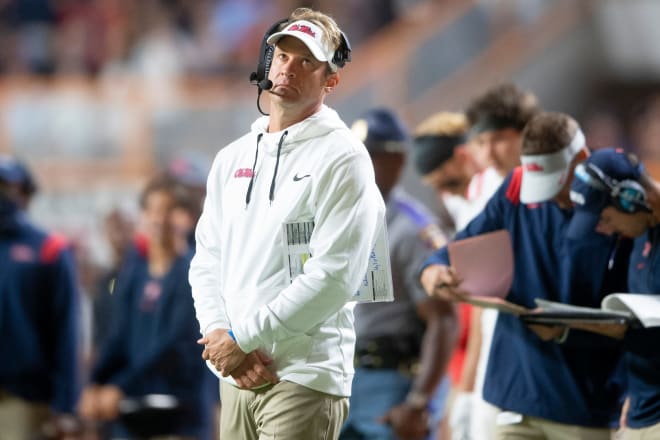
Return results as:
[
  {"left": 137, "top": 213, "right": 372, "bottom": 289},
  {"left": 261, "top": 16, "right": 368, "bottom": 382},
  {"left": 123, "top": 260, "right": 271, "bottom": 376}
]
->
[{"left": 250, "top": 105, "right": 348, "bottom": 156}]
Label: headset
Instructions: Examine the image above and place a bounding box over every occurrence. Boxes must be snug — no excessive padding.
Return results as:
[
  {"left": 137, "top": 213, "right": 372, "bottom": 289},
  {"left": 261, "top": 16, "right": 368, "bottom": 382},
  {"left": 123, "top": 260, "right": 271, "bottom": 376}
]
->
[
  {"left": 574, "top": 160, "right": 651, "bottom": 214},
  {"left": 249, "top": 18, "right": 352, "bottom": 115}
]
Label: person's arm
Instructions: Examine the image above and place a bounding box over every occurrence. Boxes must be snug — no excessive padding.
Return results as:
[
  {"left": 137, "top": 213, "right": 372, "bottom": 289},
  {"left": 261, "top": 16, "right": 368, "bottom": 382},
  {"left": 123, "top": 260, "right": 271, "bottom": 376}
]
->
[
  {"left": 233, "top": 151, "right": 384, "bottom": 353},
  {"left": 48, "top": 245, "right": 81, "bottom": 415},
  {"left": 533, "top": 235, "right": 632, "bottom": 347},
  {"left": 407, "top": 233, "right": 458, "bottom": 406},
  {"left": 419, "top": 172, "right": 512, "bottom": 298},
  {"left": 108, "top": 267, "right": 207, "bottom": 391},
  {"left": 199, "top": 328, "right": 278, "bottom": 386},
  {"left": 189, "top": 151, "right": 230, "bottom": 336},
  {"left": 410, "top": 298, "right": 457, "bottom": 400},
  {"left": 382, "top": 220, "right": 457, "bottom": 438},
  {"left": 383, "top": 299, "right": 457, "bottom": 438},
  {"left": 90, "top": 258, "right": 136, "bottom": 385}
]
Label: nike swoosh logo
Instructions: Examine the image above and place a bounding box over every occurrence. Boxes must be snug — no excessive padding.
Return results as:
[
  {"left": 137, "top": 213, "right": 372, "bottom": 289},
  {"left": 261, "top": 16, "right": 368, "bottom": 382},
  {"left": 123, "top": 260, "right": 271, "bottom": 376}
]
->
[{"left": 293, "top": 174, "right": 311, "bottom": 182}]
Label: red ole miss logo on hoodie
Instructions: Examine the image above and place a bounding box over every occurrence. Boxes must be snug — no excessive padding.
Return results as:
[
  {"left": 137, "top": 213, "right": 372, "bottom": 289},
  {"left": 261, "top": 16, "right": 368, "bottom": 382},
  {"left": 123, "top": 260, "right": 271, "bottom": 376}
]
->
[{"left": 234, "top": 168, "right": 254, "bottom": 178}]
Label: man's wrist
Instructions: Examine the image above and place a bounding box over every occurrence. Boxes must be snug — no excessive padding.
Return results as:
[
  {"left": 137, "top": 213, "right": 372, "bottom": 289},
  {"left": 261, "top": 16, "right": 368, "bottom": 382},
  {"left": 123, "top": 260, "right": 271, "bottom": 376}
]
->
[
  {"left": 405, "top": 389, "right": 429, "bottom": 411},
  {"left": 227, "top": 329, "right": 237, "bottom": 342}
]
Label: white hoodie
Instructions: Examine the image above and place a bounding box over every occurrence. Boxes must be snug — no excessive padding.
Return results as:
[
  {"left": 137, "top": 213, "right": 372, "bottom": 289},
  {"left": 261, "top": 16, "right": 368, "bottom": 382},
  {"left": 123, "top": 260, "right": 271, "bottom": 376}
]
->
[{"left": 189, "top": 105, "right": 385, "bottom": 396}]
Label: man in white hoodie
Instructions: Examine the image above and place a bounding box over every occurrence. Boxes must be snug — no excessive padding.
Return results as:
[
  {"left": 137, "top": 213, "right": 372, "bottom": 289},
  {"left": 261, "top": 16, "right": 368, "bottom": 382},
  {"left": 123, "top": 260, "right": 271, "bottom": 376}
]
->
[{"left": 189, "top": 7, "right": 385, "bottom": 440}]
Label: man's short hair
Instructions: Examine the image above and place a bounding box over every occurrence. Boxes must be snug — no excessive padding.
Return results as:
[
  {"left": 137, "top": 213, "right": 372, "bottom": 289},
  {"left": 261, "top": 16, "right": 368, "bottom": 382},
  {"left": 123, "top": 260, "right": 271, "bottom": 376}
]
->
[
  {"left": 521, "top": 112, "right": 578, "bottom": 156},
  {"left": 467, "top": 83, "right": 540, "bottom": 136}
]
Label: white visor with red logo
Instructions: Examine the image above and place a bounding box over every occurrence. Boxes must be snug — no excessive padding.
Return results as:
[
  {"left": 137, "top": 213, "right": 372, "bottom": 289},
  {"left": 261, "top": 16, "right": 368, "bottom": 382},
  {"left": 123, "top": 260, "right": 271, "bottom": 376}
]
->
[
  {"left": 520, "top": 128, "right": 585, "bottom": 204},
  {"left": 267, "top": 20, "right": 337, "bottom": 71}
]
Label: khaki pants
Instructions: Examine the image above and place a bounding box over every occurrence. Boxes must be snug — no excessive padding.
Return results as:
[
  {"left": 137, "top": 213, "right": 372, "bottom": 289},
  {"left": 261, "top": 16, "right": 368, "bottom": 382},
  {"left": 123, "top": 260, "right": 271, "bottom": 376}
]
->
[
  {"left": 219, "top": 380, "right": 348, "bottom": 440},
  {"left": 622, "top": 422, "right": 660, "bottom": 440},
  {"left": 495, "top": 413, "right": 613, "bottom": 440},
  {"left": 0, "top": 389, "right": 50, "bottom": 440}
]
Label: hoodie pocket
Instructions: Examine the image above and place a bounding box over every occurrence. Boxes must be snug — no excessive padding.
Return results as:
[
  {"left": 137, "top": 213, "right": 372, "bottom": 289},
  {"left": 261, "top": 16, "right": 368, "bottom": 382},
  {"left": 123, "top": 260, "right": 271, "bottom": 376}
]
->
[{"left": 271, "top": 333, "right": 314, "bottom": 369}]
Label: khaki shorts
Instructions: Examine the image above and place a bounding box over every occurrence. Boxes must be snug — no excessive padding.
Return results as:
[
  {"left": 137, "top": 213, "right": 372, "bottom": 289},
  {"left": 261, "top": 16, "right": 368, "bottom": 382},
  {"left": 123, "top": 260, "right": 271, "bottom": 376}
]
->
[
  {"left": 621, "top": 422, "right": 660, "bottom": 440},
  {"left": 219, "top": 380, "right": 348, "bottom": 440},
  {"left": 0, "top": 389, "right": 50, "bottom": 440},
  {"left": 494, "top": 412, "right": 613, "bottom": 440}
]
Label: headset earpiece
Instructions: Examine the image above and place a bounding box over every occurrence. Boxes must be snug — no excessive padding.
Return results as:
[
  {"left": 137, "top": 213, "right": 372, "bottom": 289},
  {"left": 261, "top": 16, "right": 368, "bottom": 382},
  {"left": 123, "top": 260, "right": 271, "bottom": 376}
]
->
[
  {"left": 612, "top": 179, "right": 650, "bottom": 213},
  {"left": 332, "top": 31, "right": 352, "bottom": 69},
  {"left": 580, "top": 162, "right": 650, "bottom": 213}
]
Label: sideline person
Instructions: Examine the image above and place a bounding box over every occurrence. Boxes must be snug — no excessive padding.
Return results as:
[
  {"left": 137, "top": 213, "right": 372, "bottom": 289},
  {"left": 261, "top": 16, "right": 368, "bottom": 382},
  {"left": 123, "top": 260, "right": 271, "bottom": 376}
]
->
[
  {"left": 340, "top": 108, "right": 456, "bottom": 440},
  {"left": 189, "top": 8, "right": 384, "bottom": 440},
  {"left": 420, "top": 112, "right": 628, "bottom": 440},
  {"left": 567, "top": 148, "right": 660, "bottom": 440},
  {"left": 0, "top": 155, "right": 80, "bottom": 438}
]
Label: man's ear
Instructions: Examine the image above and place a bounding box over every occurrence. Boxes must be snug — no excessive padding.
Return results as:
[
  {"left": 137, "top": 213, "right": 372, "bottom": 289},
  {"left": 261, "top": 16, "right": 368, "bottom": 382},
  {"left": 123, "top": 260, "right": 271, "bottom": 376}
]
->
[
  {"left": 324, "top": 73, "right": 339, "bottom": 92},
  {"left": 575, "top": 147, "right": 589, "bottom": 163}
]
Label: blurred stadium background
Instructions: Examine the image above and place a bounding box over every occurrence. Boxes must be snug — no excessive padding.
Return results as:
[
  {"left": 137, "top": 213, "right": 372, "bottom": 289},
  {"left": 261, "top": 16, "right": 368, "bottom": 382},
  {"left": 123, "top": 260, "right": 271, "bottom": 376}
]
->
[{"left": 1, "top": 0, "right": 660, "bottom": 266}]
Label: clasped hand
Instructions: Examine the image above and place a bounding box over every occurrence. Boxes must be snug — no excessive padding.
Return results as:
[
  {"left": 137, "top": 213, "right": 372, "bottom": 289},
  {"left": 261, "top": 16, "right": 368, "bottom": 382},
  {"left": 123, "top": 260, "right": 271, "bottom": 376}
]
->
[
  {"left": 198, "top": 329, "right": 279, "bottom": 389},
  {"left": 198, "top": 329, "right": 246, "bottom": 376}
]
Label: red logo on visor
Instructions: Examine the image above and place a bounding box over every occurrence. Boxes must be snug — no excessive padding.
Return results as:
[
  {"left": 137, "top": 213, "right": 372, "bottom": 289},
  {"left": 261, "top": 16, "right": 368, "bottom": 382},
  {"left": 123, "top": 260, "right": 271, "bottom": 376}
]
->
[
  {"left": 525, "top": 163, "right": 544, "bottom": 172},
  {"left": 288, "top": 24, "right": 316, "bottom": 37}
]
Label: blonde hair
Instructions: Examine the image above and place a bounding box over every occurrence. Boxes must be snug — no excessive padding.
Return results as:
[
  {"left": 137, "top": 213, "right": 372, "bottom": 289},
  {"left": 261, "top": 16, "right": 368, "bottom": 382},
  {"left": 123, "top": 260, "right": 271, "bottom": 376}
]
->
[
  {"left": 288, "top": 8, "right": 342, "bottom": 53},
  {"left": 414, "top": 112, "right": 468, "bottom": 138}
]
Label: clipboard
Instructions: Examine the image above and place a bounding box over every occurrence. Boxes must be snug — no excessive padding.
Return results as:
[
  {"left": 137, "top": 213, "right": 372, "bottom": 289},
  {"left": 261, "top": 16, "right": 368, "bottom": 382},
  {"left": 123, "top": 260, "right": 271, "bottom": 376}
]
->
[
  {"left": 520, "top": 311, "right": 632, "bottom": 326},
  {"left": 282, "top": 216, "right": 394, "bottom": 303},
  {"left": 448, "top": 229, "right": 514, "bottom": 299}
]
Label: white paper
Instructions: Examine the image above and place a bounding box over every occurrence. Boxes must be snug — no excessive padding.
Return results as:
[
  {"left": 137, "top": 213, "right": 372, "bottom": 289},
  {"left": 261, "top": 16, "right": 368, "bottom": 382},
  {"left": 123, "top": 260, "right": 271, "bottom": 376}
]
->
[
  {"left": 602, "top": 293, "right": 660, "bottom": 328},
  {"left": 282, "top": 217, "right": 394, "bottom": 303},
  {"left": 353, "top": 218, "right": 394, "bottom": 302},
  {"left": 533, "top": 298, "right": 631, "bottom": 318}
]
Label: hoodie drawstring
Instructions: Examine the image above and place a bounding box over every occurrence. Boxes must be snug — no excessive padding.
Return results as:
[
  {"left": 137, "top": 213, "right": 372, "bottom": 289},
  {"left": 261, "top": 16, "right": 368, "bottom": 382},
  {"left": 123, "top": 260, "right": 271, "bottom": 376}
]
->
[
  {"left": 245, "top": 131, "right": 288, "bottom": 207},
  {"left": 245, "top": 133, "right": 262, "bottom": 208},
  {"left": 269, "top": 131, "right": 288, "bottom": 204}
]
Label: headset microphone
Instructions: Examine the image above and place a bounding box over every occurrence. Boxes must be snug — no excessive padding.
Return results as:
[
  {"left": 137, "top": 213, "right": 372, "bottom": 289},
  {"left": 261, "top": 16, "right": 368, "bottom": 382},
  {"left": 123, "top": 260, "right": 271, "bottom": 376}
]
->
[
  {"left": 250, "top": 18, "right": 288, "bottom": 116},
  {"left": 258, "top": 79, "right": 273, "bottom": 90}
]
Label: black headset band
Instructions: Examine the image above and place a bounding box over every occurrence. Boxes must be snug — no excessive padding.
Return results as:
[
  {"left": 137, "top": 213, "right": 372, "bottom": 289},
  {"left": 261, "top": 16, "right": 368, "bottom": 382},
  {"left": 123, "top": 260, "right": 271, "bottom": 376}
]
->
[
  {"left": 250, "top": 18, "right": 289, "bottom": 87},
  {"left": 582, "top": 162, "right": 650, "bottom": 212}
]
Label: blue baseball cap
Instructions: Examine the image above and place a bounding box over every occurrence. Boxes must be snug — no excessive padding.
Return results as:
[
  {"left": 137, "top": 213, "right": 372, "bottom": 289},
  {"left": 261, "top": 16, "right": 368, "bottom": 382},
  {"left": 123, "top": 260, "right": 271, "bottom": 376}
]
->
[
  {"left": 0, "top": 155, "right": 38, "bottom": 196},
  {"left": 0, "top": 155, "right": 26, "bottom": 184},
  {"left": 351, "top": 108, "right": 409, "bottom": 154},
  {"left": 567, "top": 148, "right": 647, "bottom": 239}
]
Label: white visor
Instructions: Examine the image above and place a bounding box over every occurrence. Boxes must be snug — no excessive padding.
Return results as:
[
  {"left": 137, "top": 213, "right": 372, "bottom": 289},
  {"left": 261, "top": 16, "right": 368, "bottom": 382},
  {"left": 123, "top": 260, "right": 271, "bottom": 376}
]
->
[
  {"left": 520, "top": 128, "right": 585, "bottom": 204},
  {"left": 266, "top": 20, "right": 337, "bottom": 71}
]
